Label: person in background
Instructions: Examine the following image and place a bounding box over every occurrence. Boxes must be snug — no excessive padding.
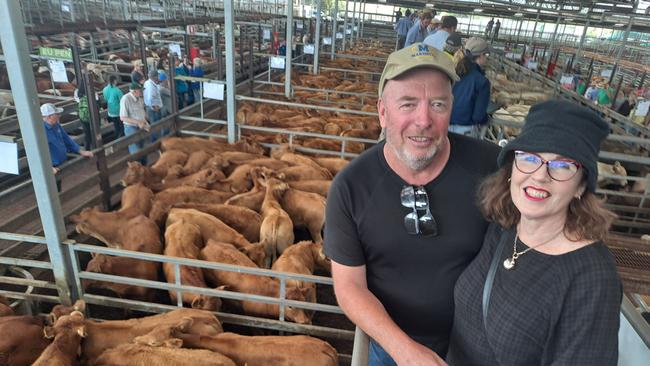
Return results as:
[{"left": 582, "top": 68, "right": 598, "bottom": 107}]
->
[
  {"left": 174, "top": 57, "right": 189, "bottom": 109},
  {"left": 485, "top": 18, "right": 494, "bottom": 38},
  {"left": 575, "top": 76, "right": 587, "bottom": 97},
  {"left": 158, "top": 70, "right": 173, "bottom": 118},
  {"left": 598, "top": 83, "right": 615, "bottom": 108},
  {"left": 190, "top": 58, "right": 205, "bottom": 104},
  {"left": 41, "top": 103, "right": 93, "bottom": 191},
  {"left": 449, "top": 37, "right": 491, "bottom": 138},
  {"left": 492, "top": 19, "right": 501, "bottom": 41},
  {"left": 405, "top": 9, "right": 411, "bottom": 17},
  {"left": 423, "top": 16, "right": 458, "bottom": 51},
  {"left": 143, "top": 69, "right": 163, "bottom": 139},
  {"left": 102, "top": 75, "right": 124, "bottom": 139},
  {"left": 184, "top": 55, "right": 195, "bottom": 105},
  {"left": 617, "top": 91, "right": 636, "bottom": 117},
  {"left": 404, "top": 9, "right": 434, "bottom": 47},
  {"left": 130, "top": 60, "right": 145, "bottom": 85},
  {"left": 442, "top": 32, "right": 462, "bottom": 61},
  {"left": 189, "top": 43, "right": 201, "bottom": 65},
  {"left": 76, "top": 85, "right": 93, "bottom": 150},
  {"left": 428, "top": 18, "right": 442, "bottom": 35},
  {"left": 447, "top": 100, "right": 621, "bottom": 365},
  {"left": 120, "top": 82, "right": 150, "bottom": 164},
  {"left": 394, "top": 12, "right": 414, "bottom": 50},
  {"left": 325, "top": 44, "right": 499, "bottom": 366},
  {"left": 395, "top": 8, "right": 402, "bottom": 22}
]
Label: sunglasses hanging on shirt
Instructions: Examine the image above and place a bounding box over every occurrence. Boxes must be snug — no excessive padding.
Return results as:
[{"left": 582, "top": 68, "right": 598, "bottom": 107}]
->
[{"left": 400, "top": 185, "right": 438, "bottom": 237}]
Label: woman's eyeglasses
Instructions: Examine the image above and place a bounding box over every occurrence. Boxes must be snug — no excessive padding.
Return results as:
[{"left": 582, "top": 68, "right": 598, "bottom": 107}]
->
[
  {"left": 400, "top": 185, "right": 438, "bottom": 236},
  {"left": 513, "top": 150, "right": 581, "bottom": 181}
]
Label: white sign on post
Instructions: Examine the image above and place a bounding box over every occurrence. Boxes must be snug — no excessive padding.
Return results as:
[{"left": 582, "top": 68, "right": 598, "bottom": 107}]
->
[
  {"left": 601, "top": 69, "right": 613, "bottom": 78},
  {"left": 0, "top": 141, "right": 19, "bottom": 175},
  {"left": 323, "top": 37, "right": 332, "bottom": 45},
  {"left": 335, "top": 32, "right": 344, "bottom": 39},
  {"left": 354, "top": 26, "right": 359, "bottom": 31},
  {"left": 270, "top": 56, "right": 286, "bottom": 69},
  {"left": 635, "top": 100, "right": 650, "bottom": 117},
  {"left": 169, "top": 43, "right": 182, "bottom": 57},
  {"left": 527, "top": 61, "right": 538, "bottom": 70},
  {"left": 296, "top": 21, "right": 303, "bottom": 30},
  {"left": 263, "top": 29, "right": 271, "bottom": 40},
  {"left": 304, "top": 44, "right": 315, "bottom": 55},
  {"left": 346, "top": 29, "right": 352, "bottom": 35},
  {"left": 203, "top": 82, "right": 224, "bottom": 100},
  {"left": 48, "top": 60, "right": 69, "bottom": 83}
]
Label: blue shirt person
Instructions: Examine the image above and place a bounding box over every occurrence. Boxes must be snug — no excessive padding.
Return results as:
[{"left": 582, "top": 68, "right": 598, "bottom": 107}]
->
[
  {"left": 404, "top": 11, "right": 433, "bottom": 47},
  {"left": 41, "top": 103, "right": 93, "bottom": 175}
]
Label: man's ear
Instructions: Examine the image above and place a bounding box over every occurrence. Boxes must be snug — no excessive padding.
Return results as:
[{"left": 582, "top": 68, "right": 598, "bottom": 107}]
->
[{"left": 377, "top": 97, "right": 387, "bottom": 129}]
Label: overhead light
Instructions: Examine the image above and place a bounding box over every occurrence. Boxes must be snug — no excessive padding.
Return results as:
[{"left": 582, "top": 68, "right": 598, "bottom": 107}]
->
[
  {"left": 514, "top": 12, "right": 523, "bottom": 17},
  {"left": 614, "top": 23, "right": 625, "bottom": 27},
  {"left": 565, "top": 18, "right": 573, "bottom": 22},
  {"left": 426, "top": 3, "right": 434, "bottom": 7},
  {"left": 473, "top": 9, "right": 483, "bottom": 13}
]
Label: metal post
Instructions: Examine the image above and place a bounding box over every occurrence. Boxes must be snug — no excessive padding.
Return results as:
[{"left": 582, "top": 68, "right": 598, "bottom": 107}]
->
[
  {"left": 224, "top": 0, "right": 237, "bottom": 143},
  {"left": 168, "top": 53, "right": 178, "bottom": 114},
  {"left": 285, "top": 0, "right": 294, "bottom": 98},
  {"left": 239, "top": 25, "right": 245, "bottom": 75},
  {"left": 212, "top": 28, "right": 217, "bottom": 61},
  {"left": 545, "top": 15, "right": 561, "bottom": 72},
  {"left": 527, "top": 8, "right": 540, "bottom": 51},
  {"left": 575, "top": 18, "right": 590, "bottom": 66},
  {"left": 70, "top": 35, "right": 83, "bottom": 89},
  {"left": 216, "top": 29, "right": 223, "bottom": 79},
  {"left": 610, "top": 2, "right": 638, "bottom": 83},
  {"left": 138, "top": 28, "right": 148, "bottom": 78},
  {"left": 83, "top": 71, "right": 111, "bottom": 211},
  {"left": 342, "top": 0, "right": 349, "bottom": 51},
  {"left": 331, "top": 0, "right": 338, "bottom": 60},
  {"left": 313, "top": 0, "right": 322, "bottom": 75},
  {"left": 249, "top": 38, "right": 254, "bottom": 97},
  {"left": 89, "top": 32, "right": 98, "bottom": 60},
  {"left": 361, "top": 0, "right": 366, "bottom": 38},
  {"left": 351, "top": 326, "right": 369, "bottom": 366},
  {"left": 0, "top": 0, "right": 77, "bottom": 305},
  {"left": 184, "top": 33, "right": 191, "bottom": 60}
]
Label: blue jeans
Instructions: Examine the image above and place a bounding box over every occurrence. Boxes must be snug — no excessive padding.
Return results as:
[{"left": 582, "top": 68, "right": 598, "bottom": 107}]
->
[
  {"left": 124, "top": 124, "right": 147, "bottom": 165},
  {"left": 147, "top": 107, "right": 162, "bottom": 141},
  {"left": 368, "top": 340, "right": 397, "bottom": 366}
]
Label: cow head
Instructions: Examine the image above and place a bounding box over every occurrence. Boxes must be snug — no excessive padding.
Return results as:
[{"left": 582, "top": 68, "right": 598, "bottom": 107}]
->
[
  {"left": 133, "top": 324, "right": 184, "bottom": 348},
  {"left": 49, "top": 299, "right": 86, "bottom": 324},
  {"left": 43, "top": 311, "right": 86, "bottom": 339},
  {"left": 194, "top": 169, "right": 223, "bottom": 188},
  {"left": 285, "top": 286, "right": 315, "bottom": 325},
  {"left": 122, "top": 161, "right": 148, "bottom": 186},
  {"left": 241, "top": 244, "right": 266, "bottom": 268},
  {"left": 190, "top": 294, "right": 222, "bottom": 312}
]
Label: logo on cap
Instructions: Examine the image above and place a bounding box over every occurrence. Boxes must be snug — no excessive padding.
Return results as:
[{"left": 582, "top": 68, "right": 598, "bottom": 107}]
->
[{"left": 411, "top": 44, "right": 433, "bottom": 60}]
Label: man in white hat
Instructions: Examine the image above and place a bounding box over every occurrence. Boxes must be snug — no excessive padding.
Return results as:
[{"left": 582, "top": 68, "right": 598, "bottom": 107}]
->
[{"left": 41, "top": 103, "right": 93, "bottom": 190}]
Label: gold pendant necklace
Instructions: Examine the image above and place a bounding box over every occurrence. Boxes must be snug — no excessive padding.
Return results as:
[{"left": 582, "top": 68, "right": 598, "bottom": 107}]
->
[{"left": 503, "top": 230, "right": 563, "bottom": 270}]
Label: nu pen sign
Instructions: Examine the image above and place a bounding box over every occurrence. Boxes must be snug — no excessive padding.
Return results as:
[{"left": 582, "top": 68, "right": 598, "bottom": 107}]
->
[{"left": 39, "top": 47, "right": 72, "bottom": 60}]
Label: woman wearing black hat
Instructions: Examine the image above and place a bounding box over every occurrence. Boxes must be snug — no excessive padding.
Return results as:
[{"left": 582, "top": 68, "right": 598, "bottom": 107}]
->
[{"left": 446, "top": 100, "right": 622, "bottom": 365}]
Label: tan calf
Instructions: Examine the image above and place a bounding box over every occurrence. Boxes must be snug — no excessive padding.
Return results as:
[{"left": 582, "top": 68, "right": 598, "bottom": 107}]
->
[
  {"left": 72, "top": 213, "right": 162, "bottom": 254},
  {"left": 32, "top": 311, "right": 86, "bottom": 366},
  {"left": 82, "top": 308, "right": 222, "bottom": 363},
  {"left": 83, "top": 254, "right": 159, "bottom": 302},
  {"left": 91, "top": 343, "right": 236, "bottom": 366},
  {"left": 259, "top": 177, "right": 294, "bottom": 266},
  {"left": 149, "top": 187, "right": 234, "bottom": 225},
  {"left": 0, "top": 295, "right": 13, "bottom": 317},
  {"left": 200, "top": 241, "right": 312, "bottom": 324},
  {"left": 181, "top": 150, "right": 213, "bottom": 175},
  {"left": 121, "top": 161, "right": 163, "bottom": 187},
  {"left": 281, "top": 187, "right": 326, "bottom": 243},
  {"left": 314, "top": 157, "right": 349, "bottom": 176},
  {"left": 150, "top": 150, "right": 189, "bottom": 177},
  {"left": 279, "top": 165, "right": 333, "bottom": 181},
  {"left": 178, "top": 332, "right": 338, "bottom": 366},
  {"left": 171, "top": 203, "right": 262, "bottom": 243},
  {"left": 164, "top": 220, "right": 221, "bottom": 311},
  {"left": 288, "top": 180, "right": 331, "bottom": 197},
  {"left": 161, "top": 168, "right": 226, "bottom": 190},
  {"left": 272, "top": 241, "right": 331, "bottom": 303},
  {"left": 167, "top": 208, "right": 265, "bottom": 267},
  {"left": 0, "top": 315, "right": 50, "bottom": 366},
  {"left": 69, "top": 183, "right": 154, "bottom": 225}
]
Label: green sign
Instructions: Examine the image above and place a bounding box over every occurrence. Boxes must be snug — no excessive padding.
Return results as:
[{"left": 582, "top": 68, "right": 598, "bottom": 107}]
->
[{"left": 39, "top": 47, "right": 72, "bottom": 60}]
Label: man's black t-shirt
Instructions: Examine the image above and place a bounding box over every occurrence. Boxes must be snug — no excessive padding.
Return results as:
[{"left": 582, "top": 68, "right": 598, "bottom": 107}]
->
[{"left": 324, "top": 133, "right": 500, "bottom": 355}]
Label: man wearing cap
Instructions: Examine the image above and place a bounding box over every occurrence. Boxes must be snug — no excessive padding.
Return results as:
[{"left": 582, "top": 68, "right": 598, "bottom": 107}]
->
[
  {"left": 442, "top": 32, "right": 462, "bottom": 59},
  {"left": 158, "top": 70, "right": 173, "bottom": 118},
  {"left": 143, "top": 70, "right": 163, "bottom": 126},
  {"left": 450, "top": 37, "right": 492, "bottom": 138},
  {"left": 423, "top": 16, "right": 458, "bottom": 51},
  {"left": 120, "top": 82, "right": 150, "bottom": 162},
  {"left": 41, "top": 103, "right": 94, "bottom": 190},
  {"left": 404, "top": 10, "right": 434, "bottom": 47},
  {"left": 324, "top": 44, "right": 499, "bottom": 365}
]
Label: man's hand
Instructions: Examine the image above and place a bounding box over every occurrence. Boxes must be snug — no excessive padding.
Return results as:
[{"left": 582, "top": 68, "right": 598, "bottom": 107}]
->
[
  {"left": 52, "top": 167, "right": 59, "bottom": 174},
  {"left": 139, "top": 120, "right": 151, "bottom": 132},
  {"left": 80, "top": 150, "right": 94, "bottom": 158},
  {"left": 395, "top": 342, "right": 448, "bottom": 366}
]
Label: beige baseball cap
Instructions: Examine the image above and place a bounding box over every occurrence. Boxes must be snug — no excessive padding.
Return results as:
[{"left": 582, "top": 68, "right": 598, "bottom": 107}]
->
[
  {"left": 378, "top": 43, "right": 459, "bottom": 97},
  {"left": 465, "top": 37, "right": 491, "bottom": 56}
]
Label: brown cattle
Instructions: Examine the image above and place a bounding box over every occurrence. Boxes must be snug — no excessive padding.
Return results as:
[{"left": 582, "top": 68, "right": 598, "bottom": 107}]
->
[
  {"left": 200, "top": 241, "right": 312, "bottom": 324},
  {"left": 281, "top": 188, "right": 326, "bottom": 243},
  {"left": 83, "top": 254, "right": 159, "bottom": 302},
  {"left": 32, "top": 311, "right": 86, "bottom": 366},
  {"left": 178, "top": 332, "right": 338, "bottom": 366},
  {"left": 259, "top": 177, "right": 294, "bottom": 267},
  {"left": 219, "top": 151, "right": 264, "bottom": 163},
  {"left": 121, "top": 161, "right": 163, "bottom": 187},
  {"left": 272, "top": 241, "right": 331, "bottom": 303},
  {"left": 164, "top": 220, "right": 221, "bottom": 311},
  {"left": 279, "top": 165, "right": 332, "bottom": 181},
  {"left": 149, "top": 187, "right": 234, "bottom": 225},
  {"left": 49, "top": 299, "right": 86, "bottom": 324},
  {"left": 161, "top": 137, "right": 229, "bottom": 155},
  {"left": 167, "top": 208, "right": 265, "bottom": 267},
  {"left": 182, "top": 151, "right": 226, "bottom": 175},
  {"left": 287, "top": 180, "right": 331, "bottom": 197},
  {"left": 210, "top": 164, "right": 256, "bottom": 193},
  {"left": 314, "top": 157, "right": 349, "bottom": 176},
  {"left": 0, "top": 295, "right": 12, "bottom": 317},
  {"left": 82, "top": 308, "right": 223, "bottom": 362},
  {"left": 171, "top": 203, "right": 262, "bottom": 243},
  {"left": 161, "top": 168, "right": 226, "bottom": 190},
  {"left": 222, "top": 167, "right": 279, "bottom": 213},
  {"left": 69, "top": 183, "right": 154, "bottom": 224},
  {"left": 223, "top": 158, "right": 291, "bottom": 176},
  {"left": 0, "top": 315, "right": 50, "bottom": 366},
  {"left": 72, "top": 213, "right": 162, "bottom": 254},
  {"left": 150, "top": 150, "right": 189, "bottom": 177},
  {"left": 91, "top": 343, "right": 236, "bottom": 366}
]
